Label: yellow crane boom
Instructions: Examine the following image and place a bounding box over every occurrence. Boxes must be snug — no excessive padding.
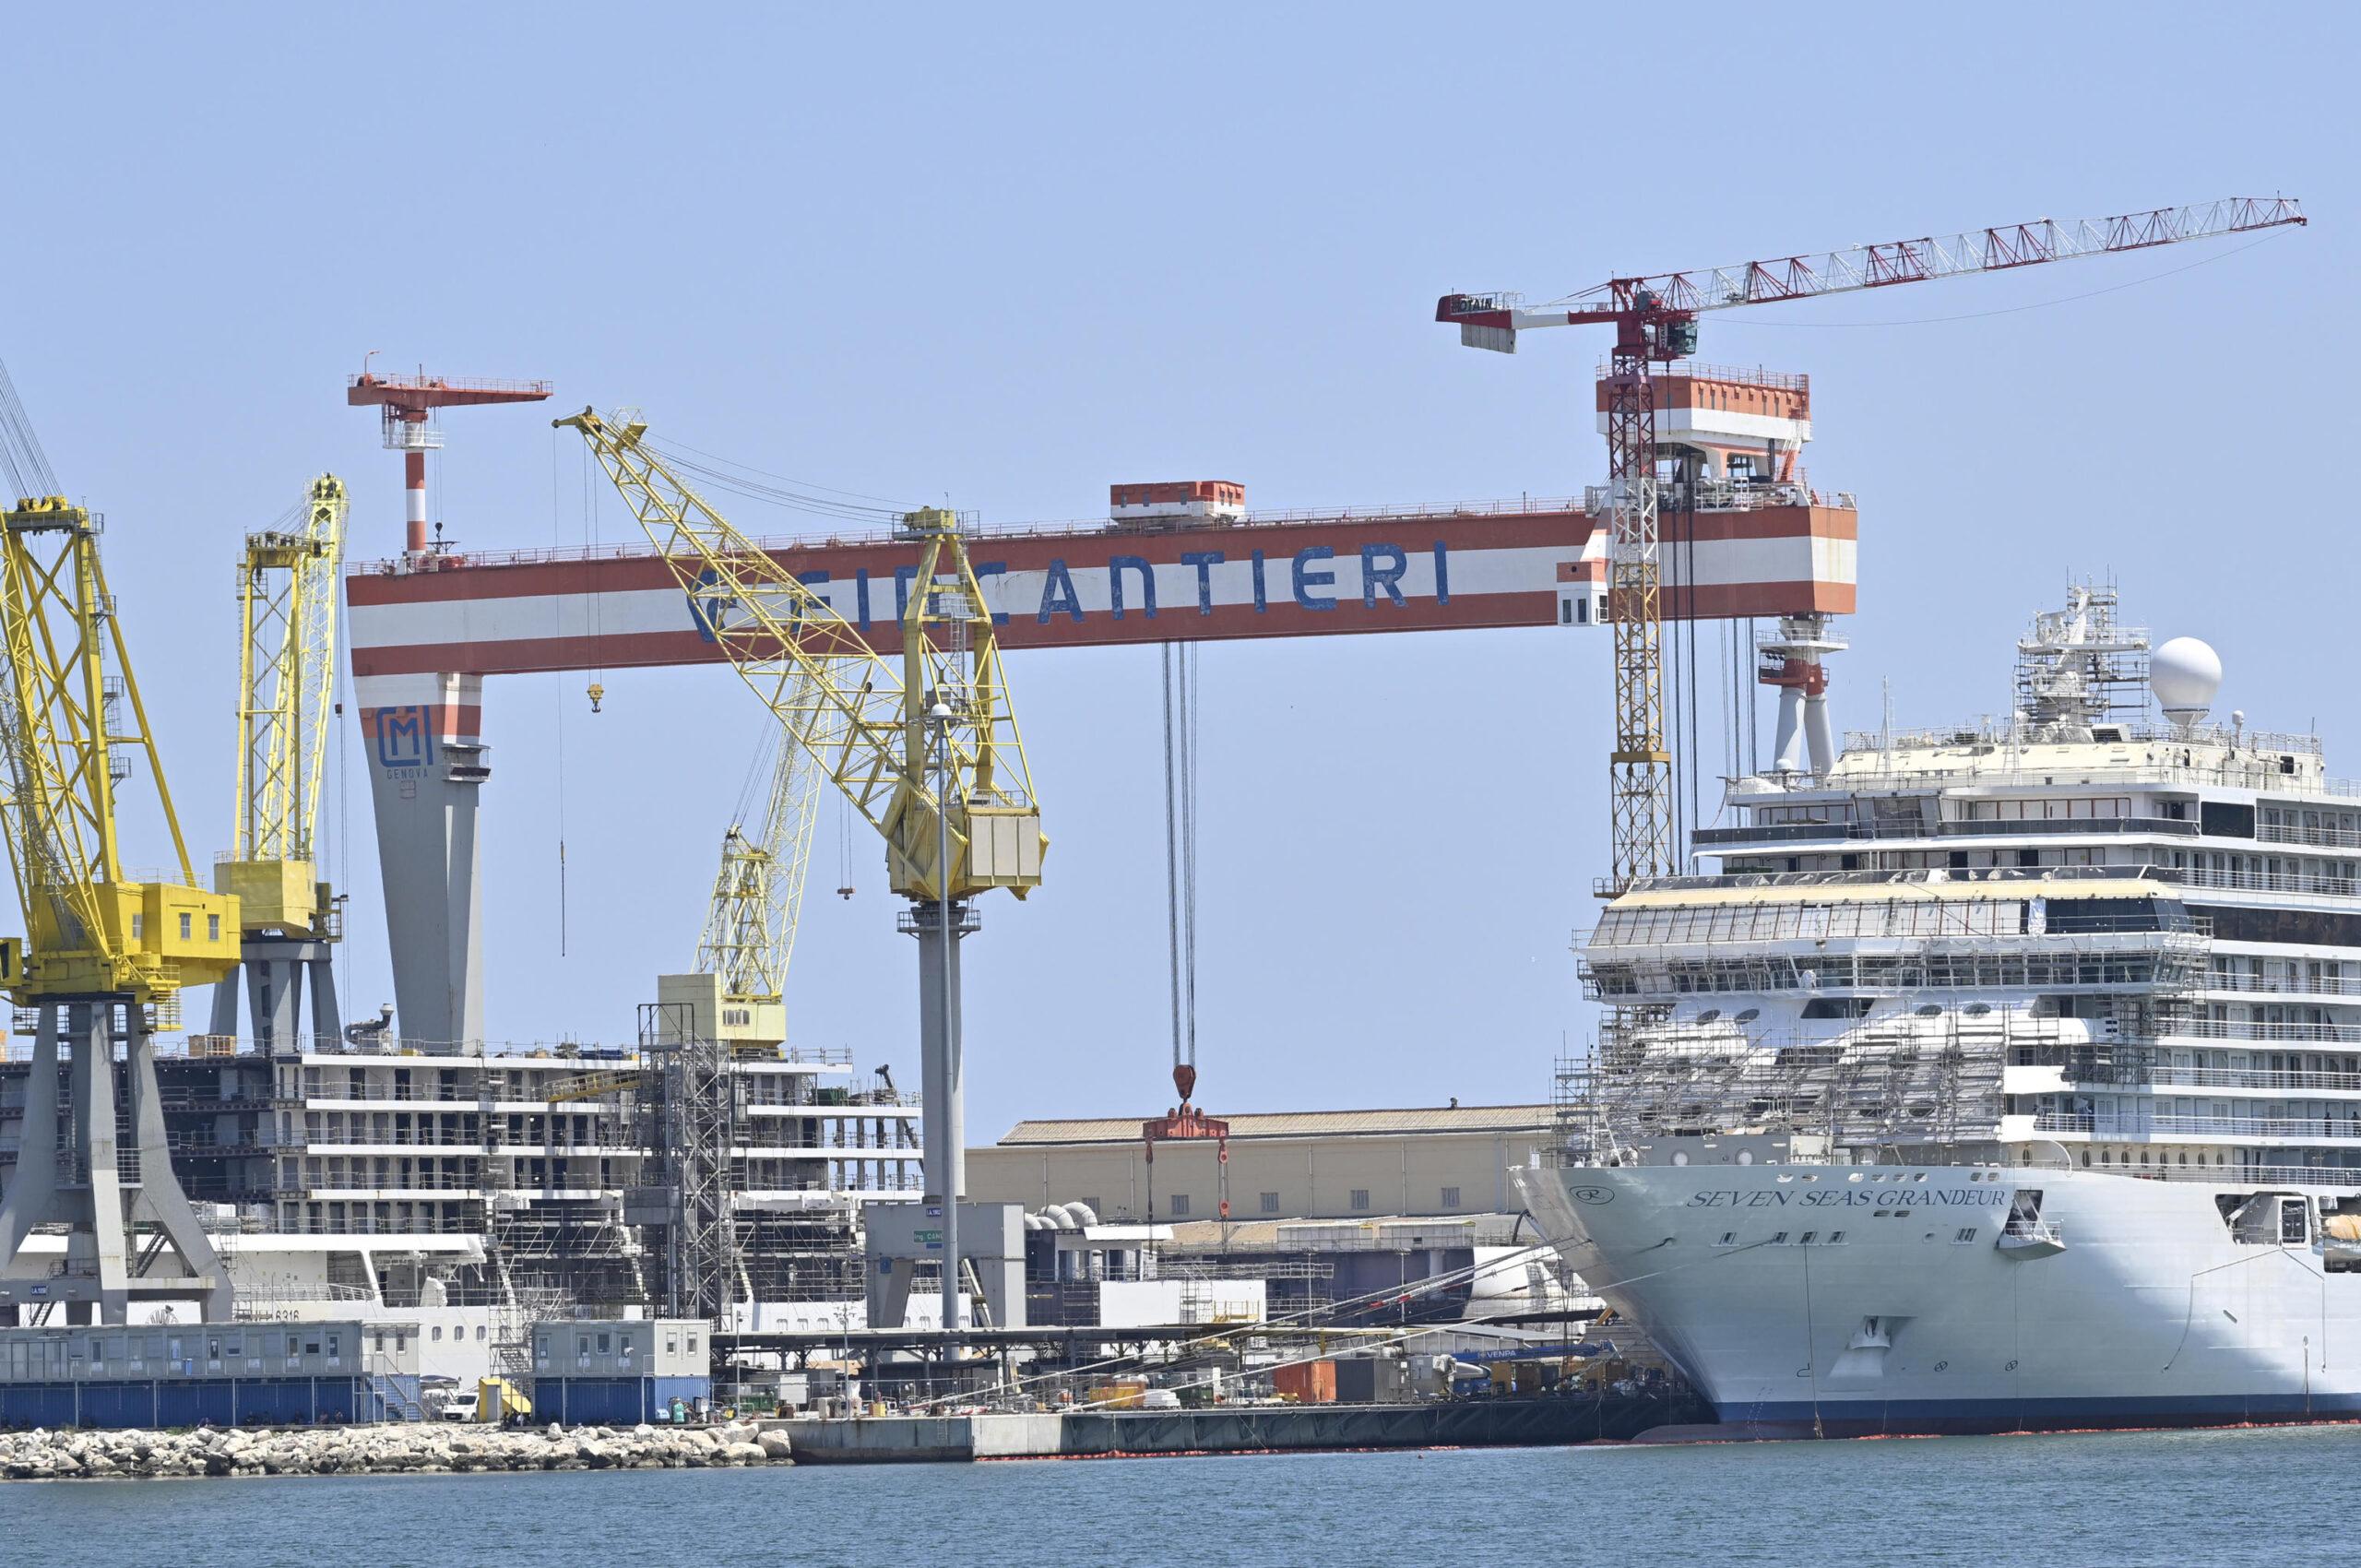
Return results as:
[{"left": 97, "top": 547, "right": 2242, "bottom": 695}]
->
[
  {"left": 694, "top": 722, "right": 823, "bottom": 1049},
  {"left": 560, "top": 405, "right": 1044, "bottom": 1337},
  {"left": 556, "top": 409, "right": 1045, "bottom": 902},
  {"left": 208, "top": 475, "right": 349, "bottom": 1056},
  {"left": 0, "top": 481, "right": 240, "bottom": 1324},
  {"left": 231, "top": 474, "right": 347, "bottom": 879},
  {"left": 0, "top": 496, "right": 238, "bottom": 1002}
]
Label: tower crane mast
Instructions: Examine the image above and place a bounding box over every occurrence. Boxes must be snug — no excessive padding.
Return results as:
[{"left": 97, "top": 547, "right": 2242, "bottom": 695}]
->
[{"left": 1437, "top": 196, "right": 2306, "bottom": 897}]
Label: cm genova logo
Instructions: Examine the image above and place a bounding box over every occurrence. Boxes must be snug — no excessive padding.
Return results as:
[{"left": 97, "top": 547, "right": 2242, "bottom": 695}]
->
[{"left": 1569, "top": 1185, "right": 1616, "bottom": 1206}]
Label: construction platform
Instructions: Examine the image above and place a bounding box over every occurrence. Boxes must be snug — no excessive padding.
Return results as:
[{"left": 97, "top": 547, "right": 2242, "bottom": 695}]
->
[{"left": 782, "top": 1392, "right": 1703, "bottom": 1464}]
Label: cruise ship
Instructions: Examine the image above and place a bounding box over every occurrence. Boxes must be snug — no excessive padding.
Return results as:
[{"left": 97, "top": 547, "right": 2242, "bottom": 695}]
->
[{"left": 1523, "top": 586, "right": 2361, "bottom": 1435}]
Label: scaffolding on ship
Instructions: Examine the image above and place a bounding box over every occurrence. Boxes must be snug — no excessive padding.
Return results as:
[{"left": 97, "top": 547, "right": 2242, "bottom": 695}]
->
[{"left": 1560, "top": 907, "right": 2209, "bottom": 1164}]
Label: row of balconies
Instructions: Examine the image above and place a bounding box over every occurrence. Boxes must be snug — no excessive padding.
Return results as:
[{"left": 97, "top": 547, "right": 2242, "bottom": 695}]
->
[
  {"left": 1696, "top": 816, "right": 2199, "bottom": 847},
  {"left": 2030, "top": 1110, "right": 2361, "bottom": 1144}
]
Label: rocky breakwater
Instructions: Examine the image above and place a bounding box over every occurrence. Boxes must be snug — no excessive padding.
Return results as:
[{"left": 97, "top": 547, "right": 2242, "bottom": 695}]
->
[{"left": 0, "top": 1420, "right": 794, "bottom": 1480}]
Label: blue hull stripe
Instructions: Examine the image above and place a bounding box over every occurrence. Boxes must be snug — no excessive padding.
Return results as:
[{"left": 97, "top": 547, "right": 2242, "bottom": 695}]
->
[{"left": 1720, "top": 1393, "right": 2361, "bottom": 1436}]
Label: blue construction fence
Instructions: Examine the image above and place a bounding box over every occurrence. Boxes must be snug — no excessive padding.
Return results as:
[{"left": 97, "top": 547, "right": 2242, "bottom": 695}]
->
[{"left": 0, "top": 1373, "right": 423, "bottom": 1430}]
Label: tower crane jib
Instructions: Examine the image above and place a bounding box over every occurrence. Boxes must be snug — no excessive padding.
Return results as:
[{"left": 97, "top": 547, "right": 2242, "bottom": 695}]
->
[{"left": 1436, "top": 194, "right": 2306, "bottom": 900}]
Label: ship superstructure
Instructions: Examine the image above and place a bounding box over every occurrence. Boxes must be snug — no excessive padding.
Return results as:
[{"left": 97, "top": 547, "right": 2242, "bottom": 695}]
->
[{"left": 1530, "top": 586, "right": 2361, "bottom": 1433}]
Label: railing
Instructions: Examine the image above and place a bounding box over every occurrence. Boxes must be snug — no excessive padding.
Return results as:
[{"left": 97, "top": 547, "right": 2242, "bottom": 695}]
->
[
  {"left": 2144, "top": 1164, "right": 2361, "bottom": 1190},
  {"left": 2184, "top": 866, "right": 2361, "bottom": 898},
  {"left": 1583, "top": 481, "right": 1856, "bottom": 516},
  {"left": 2035, "top": 1111, "right": 2361, "bottom": 1141},
  {"left": 2260, "top": 822, "right": 2361, "bottom": 850},
  {"left": 2000, "top": 1217, "right": 2064, "bottom": 1245},
  {"left": 2168, "top": 1017, "right": 2361, "bottom": 1045},
  {"left": 354, "top": 494, "right": 1595, "bottom": 576},
  {"left": 1696, "top": 816, "right": 2198, "bottom": 846},
  {"left": 1797, "top": 760, "right": 2361, "bottom": 801},
  {"left": 2206, "top": 971, "right": 2361, "bottom": 998},
  {"left": 2151, "top": 1065, "right": 2361, "bottom": 1093}
]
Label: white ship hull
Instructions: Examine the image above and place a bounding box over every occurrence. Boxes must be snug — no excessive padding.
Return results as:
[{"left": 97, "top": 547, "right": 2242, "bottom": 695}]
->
[{"left": 1522, "top": 1161, "right": 2361, "bottom": 1435}]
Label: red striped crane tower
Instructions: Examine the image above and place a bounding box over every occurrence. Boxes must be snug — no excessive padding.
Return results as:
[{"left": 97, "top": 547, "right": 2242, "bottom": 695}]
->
[
  {"left": 347, "top": 362, "right": 552, "bottom": 563},
  {"left": 1437, "top": 196, "right": 2307, "bottom": 898}
]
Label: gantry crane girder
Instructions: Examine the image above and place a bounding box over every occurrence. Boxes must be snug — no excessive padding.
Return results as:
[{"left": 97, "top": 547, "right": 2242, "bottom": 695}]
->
[
  {"left": 555, "top": 409, "right": 1047, "bottom": 904},
  {"left": 0, "top": 496, "right": 238, "bottom": 1003}
]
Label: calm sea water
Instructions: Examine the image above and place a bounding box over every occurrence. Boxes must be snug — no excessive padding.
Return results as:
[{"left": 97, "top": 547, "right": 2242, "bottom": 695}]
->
[{"left": 14, "top": 1423, "right": 2360, "bottom": 1567}]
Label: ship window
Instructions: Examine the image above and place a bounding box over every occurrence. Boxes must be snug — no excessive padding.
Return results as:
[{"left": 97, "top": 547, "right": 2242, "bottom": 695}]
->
[
  {"left": 1717, "top": 1232, "right": 1736, "bottom": 1246},
  {"left": 1696, "top": 1009, "right": 1721, "bottom": 1023},
  {"left": 1954, "top": 1227, "right": 1979, "bottom": 1243},
  {"left": 1797, "top": 1231, "right": 1816, "bottom": 1245},
  {"left": 1768, "top": 1231, "right": 1787, "bottom": 1245},
  {"left": 1735, "top": 1009, "right": 1760, "bottom": 1023},
  {"left": 1827, "top": 1231, "right": 1845, "bottom": 1244}
]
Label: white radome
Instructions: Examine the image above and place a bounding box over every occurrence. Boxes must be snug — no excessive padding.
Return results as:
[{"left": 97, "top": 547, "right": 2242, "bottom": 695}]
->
[{"left": 2152, "top": 635, "right": 2223, "bottom": 723}]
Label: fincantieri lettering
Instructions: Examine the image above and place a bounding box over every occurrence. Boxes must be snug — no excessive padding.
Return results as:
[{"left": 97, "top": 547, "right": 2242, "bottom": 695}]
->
[
  {"left": 1684, "top": 1187, "right": 2010, "bottom": 1209},
  {"left": 780, "top": 540, "right": 1454, "bottom": 631}
]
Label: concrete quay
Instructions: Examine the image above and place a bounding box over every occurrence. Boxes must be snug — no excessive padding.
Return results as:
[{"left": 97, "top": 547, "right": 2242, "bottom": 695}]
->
[{"left": 787, "top": 1394, "right": 1702, "bottom": 1464}]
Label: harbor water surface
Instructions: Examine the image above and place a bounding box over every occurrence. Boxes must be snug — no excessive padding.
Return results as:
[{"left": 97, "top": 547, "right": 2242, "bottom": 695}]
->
[{"left": 13, "top": 1422, "right": 2360, "bottom": 1566}]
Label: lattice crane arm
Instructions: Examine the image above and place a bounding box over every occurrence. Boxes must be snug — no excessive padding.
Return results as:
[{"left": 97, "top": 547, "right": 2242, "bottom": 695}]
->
[
  {"left": 0, "top": 496, "right": 238, "bottom": 1001},
  {"left": 234, "top": 475, "right": 347, "bottom": 863},
  {"left": 695, "top": 725, "right": 823, "bottom": 1000},
  {"left": 1438, "top": 196, "right": 2306, "bottom": 352},
  {"left": 557, "top": 408, "right": 1046, "bottom": 903}
]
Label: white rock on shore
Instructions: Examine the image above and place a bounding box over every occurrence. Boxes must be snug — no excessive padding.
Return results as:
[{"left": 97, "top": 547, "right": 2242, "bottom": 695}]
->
[{"left": 0, "top": 1420, "right": 795, "bottom": 1480}]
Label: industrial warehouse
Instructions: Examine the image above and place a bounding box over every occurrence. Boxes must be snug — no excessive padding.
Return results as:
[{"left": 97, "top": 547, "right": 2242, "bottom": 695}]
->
[{"left": 0, "top": 192, "right": 2321, "bottom": 1467}]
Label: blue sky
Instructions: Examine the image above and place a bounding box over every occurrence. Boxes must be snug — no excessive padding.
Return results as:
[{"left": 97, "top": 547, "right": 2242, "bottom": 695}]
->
[{"left": 3, "top": 6, "right": 2350, "bottom": 1137}]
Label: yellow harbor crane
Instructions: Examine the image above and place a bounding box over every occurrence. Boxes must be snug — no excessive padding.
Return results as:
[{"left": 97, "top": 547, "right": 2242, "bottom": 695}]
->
[
  {"left": 559, "top": 407, "right": 1044, "bottom": 1333},
  {"left": 0, "top": 485, "right": 243, "bottom": 1323},
  {"left": 692, "top": 725, "right": 824, "bottom": 1053},
  {"left": 208, "top": 474, "right": 349, "bottom": 1054}
]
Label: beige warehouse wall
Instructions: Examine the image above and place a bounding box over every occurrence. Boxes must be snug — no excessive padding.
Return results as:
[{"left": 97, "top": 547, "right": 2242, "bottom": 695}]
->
[{"left": 967, "top": 1130, "right": 1547, "bottom": 1221}]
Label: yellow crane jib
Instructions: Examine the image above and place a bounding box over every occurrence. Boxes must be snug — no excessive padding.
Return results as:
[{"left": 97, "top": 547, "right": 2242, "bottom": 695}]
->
[
  {"left": 694, "top": 725, "right": 823, "bottom": 1054},
  {"left": 0, "top": 496, "right": 238, "bottom": 1003},
  {"left": 220, "top": 474, "right": 348, "bottom": 936},
  {"left": 553, "top": 409, "right": 1047, "bottom": 904}
]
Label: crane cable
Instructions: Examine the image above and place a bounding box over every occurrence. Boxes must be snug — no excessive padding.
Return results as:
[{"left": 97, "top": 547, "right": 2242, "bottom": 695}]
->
[
  {"left": 1160, "top": 641, "right": 1202, "bottom": 1097},
  {"left": 0, "top": 354, "right": 60, "bottom": 499}
]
